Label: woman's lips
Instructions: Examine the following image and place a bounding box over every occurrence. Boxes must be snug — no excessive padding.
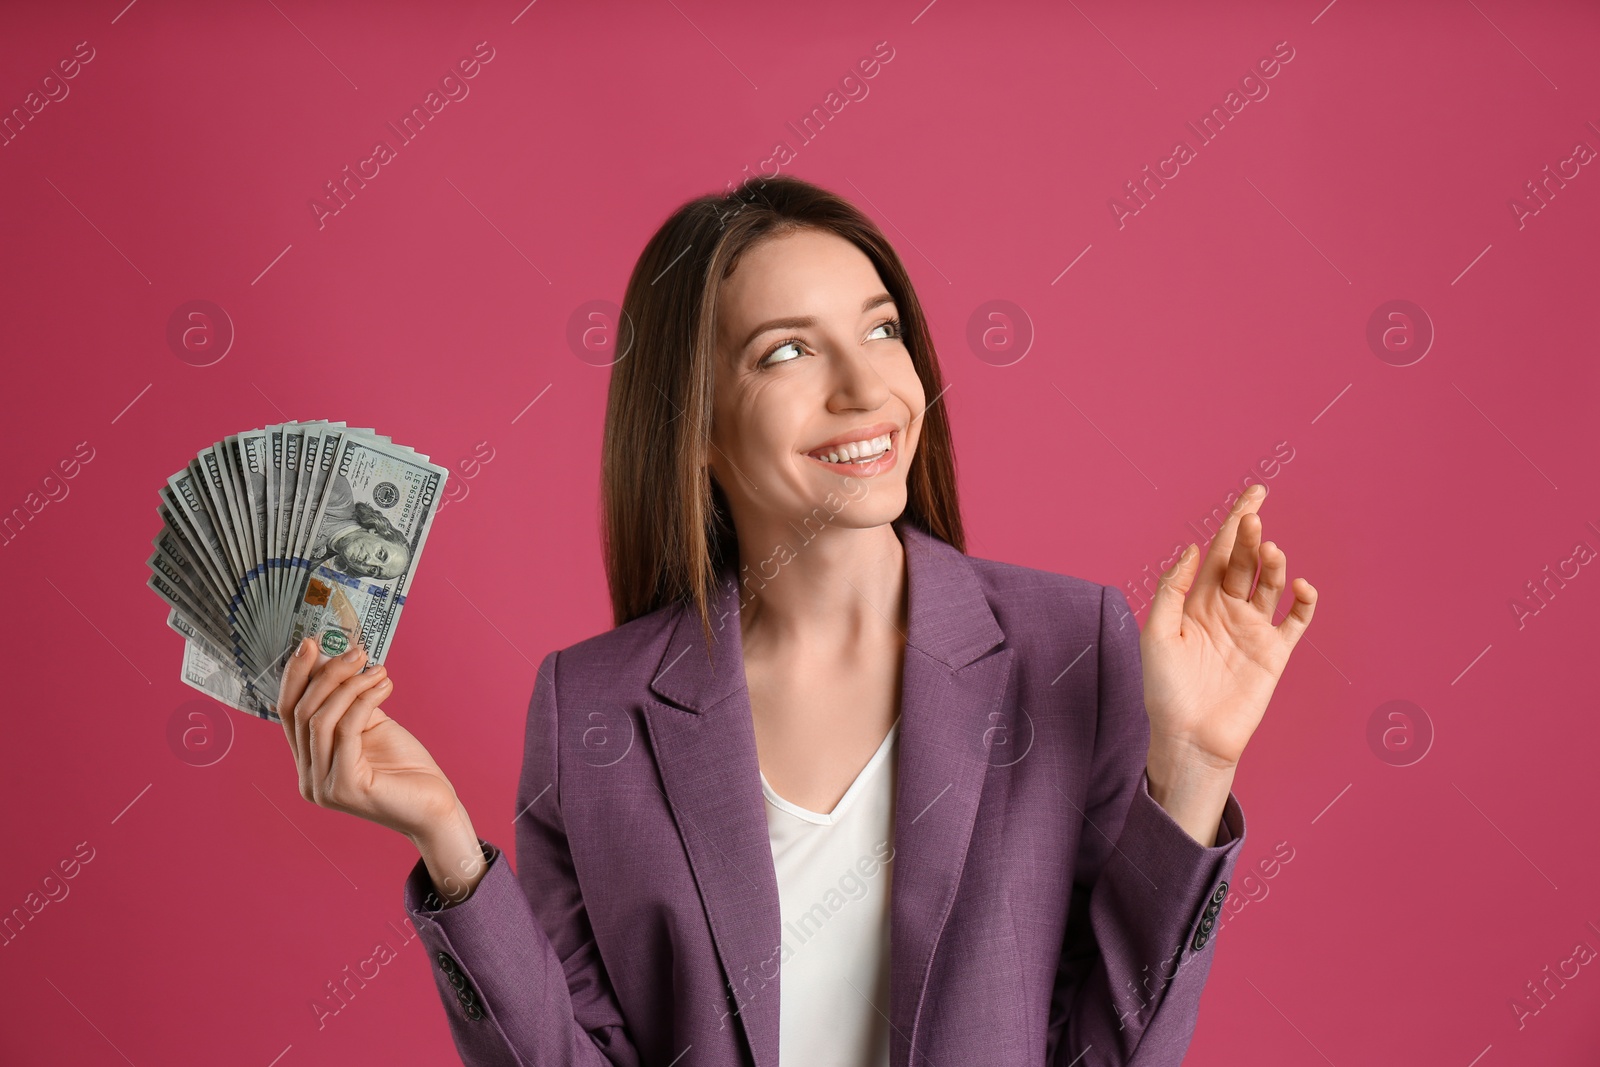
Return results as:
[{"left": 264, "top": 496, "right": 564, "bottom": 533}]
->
[{"left": 802, "top": 430, "right": 899, "bottom": 476}]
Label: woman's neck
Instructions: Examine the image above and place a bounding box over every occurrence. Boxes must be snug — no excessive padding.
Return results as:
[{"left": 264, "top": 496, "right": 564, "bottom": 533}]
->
[{"left": 734, "top": 520, "right": 908, "bottom": 656}]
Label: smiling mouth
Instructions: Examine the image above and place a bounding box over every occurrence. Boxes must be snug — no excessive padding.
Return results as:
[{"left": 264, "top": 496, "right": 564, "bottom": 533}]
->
[{"left": 803, "top": 429, "right": 897, "bottom": 467}]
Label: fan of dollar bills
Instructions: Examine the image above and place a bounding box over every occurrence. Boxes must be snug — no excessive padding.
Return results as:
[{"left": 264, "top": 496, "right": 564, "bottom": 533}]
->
[{"left": 146, "top": 422, "right": 449, "bottom": 723}]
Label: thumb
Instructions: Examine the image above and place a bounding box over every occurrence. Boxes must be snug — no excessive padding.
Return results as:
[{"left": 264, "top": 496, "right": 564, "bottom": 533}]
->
[{"left": 1147, "top": 543, "right": 1199, "bottom": 637}]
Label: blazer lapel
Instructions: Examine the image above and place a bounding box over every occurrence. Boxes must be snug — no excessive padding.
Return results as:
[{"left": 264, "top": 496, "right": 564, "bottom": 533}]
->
[
  {"left": 884, "top": 522, "right": 1015, "bottom": 1067},
  {"left": 641, "top": 518, "right": 1015, "bottom": 1067}
]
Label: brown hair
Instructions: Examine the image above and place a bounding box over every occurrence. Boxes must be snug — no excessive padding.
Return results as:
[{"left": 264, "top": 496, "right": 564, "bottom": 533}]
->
[{"left": 600, "top": 174, "right": 965, "bottom": 652}]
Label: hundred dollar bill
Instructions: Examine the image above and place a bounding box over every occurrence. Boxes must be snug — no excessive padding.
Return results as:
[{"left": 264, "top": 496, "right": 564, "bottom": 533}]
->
[
  {"left": 164, "top": 466, "right": 261, "bottom": 663},
  {"left": 281, "top": 424, "right": 342, "bottom": 646},
  {"left": 171, "top": 611, "right": 277, "bottom": 720},
  {"left": 267, "top": 423, "right": 414, "bottom": 652},
  {"left": 154, "top": 500, "right": 232, "bottom": 621},
  {"left": 147, "top": 549, "right": 232, "bottom": 652},
  {"left": 253, "top": 432, "right": 447, "bottom": 715}
]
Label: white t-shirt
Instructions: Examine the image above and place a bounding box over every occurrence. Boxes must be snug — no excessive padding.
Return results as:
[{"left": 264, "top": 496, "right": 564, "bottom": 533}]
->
[{"left": 760, "top": 716, "right": 901, "bottom": 1067}]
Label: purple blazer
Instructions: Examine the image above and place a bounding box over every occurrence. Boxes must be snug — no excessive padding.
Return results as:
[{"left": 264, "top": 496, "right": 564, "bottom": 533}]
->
[{"left": 403, "top": 518, "right": 1247, "bottom": 1066}]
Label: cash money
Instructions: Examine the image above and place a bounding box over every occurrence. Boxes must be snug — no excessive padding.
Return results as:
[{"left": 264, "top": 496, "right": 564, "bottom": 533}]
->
[{"left": 147, "top": 422, "right": 448, "bottom": 723}]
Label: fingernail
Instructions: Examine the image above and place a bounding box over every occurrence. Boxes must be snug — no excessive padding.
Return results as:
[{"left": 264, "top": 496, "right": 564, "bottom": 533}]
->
[
  {"left": 343, "top": 648, "right": 361, "bottom": 661},
  {"left": 292, "top": 640, "right": 305, "bottom": 658}
]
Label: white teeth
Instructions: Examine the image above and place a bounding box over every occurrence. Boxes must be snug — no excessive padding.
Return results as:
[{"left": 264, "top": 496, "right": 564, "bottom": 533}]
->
[{"left": 809, "top": 433, "right": 892, "bottom": 464}]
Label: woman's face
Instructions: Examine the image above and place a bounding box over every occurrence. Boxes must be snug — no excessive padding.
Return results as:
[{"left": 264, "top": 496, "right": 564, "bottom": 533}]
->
[{"left": 708, "top": 228, "right": 925, "bottom": 538}]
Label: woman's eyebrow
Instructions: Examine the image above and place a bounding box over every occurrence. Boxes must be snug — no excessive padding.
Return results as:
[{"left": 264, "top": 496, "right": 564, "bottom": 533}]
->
[{"left": 737, "top": 292, "right": 896, "bottom": 353}]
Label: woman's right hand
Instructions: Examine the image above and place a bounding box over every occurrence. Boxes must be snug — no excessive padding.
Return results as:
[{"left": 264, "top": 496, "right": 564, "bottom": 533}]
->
[{"left": 276, "top": 638, "right": 460, "bottom": 842}]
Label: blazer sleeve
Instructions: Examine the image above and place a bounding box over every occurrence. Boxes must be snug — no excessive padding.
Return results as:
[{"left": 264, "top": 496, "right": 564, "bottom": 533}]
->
[
  {"left": 1046, "top": 585, "right": 1247, "bottom": 1067},
  {"left": 402, "top": 648, "right": 642, "bottom": 1067}
]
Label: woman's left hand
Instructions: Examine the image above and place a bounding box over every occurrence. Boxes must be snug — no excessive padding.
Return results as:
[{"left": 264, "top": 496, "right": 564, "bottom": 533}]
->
[{"left": 1140, "top": 483, "right": 1319, "bottom": 776}]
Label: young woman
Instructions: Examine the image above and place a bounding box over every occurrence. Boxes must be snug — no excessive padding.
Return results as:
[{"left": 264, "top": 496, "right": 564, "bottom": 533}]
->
[{"left": 277, "top": 176, "right": 1317, "bottom": 1067}]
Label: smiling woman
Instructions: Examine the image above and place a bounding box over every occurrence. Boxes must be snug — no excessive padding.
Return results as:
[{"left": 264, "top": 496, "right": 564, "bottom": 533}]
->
[
  {"left": 277, "top": 174, "right": 1318, "bottom": 1067},
  {"left": 598, "top": 178, "right": 961, "bottom": 650}
]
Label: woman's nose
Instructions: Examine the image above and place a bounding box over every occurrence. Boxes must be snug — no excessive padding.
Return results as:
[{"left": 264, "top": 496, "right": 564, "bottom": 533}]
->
[{"left": 826, "top": 343, "right": 891, "bottom": 409}]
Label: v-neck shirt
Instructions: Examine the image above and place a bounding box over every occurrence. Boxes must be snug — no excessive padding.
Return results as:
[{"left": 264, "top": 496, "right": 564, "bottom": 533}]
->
[{"left": 759, "top": 715, "right": 900, "bottom": 1067}]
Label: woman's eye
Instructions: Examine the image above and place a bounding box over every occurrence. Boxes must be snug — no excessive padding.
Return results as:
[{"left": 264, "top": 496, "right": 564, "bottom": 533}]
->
[{"left": 761, "top": 340, "right": 804, "bottom": 367}]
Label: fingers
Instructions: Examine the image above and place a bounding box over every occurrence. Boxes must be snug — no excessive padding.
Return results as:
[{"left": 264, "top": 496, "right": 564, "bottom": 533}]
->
[
  {"left": 278, "top": 637, "right": 318, "bottom": 753},
  {"left": 325, "top": 676, "right": 395, "bottom": 804},
  {"left": 307, "top": 665, "right": 390, "bottom": 798},
  {"left": 1251, "top": 535, "right": 1318, "bottom": 653},
  {"left": 1251, "top": 539, "right": 1287, "bottom": 616},
  {"left": 1194, "top": 484, "right": 1267, "bottom": 596},
  {"left": 1146, "top": 543, "right": 1200, "bottom": 637},
  {"left": 1220, "top": 512, "right": 1263, "bottom": 601},
  {"left": 288, "top": 643, "right": 373, "bottom": 799},
  {"left": 1276, "top": 577, "right": 1319, "bottom": 651}
]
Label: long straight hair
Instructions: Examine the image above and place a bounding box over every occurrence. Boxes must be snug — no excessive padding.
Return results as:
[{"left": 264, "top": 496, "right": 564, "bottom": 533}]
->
[{"left": 601, "top": 175, "right": 965, "bottom": 653}]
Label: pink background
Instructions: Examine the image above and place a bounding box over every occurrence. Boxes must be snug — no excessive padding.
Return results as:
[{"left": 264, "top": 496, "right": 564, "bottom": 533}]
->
[{"left": 3, "top": 0, "right": 1598, "bottom": 1063}]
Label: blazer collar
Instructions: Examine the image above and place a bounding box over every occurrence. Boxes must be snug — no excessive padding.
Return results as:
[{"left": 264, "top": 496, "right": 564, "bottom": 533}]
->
[{"left": 641, "top": 517, "right": 1017, "bottom": 1067}]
